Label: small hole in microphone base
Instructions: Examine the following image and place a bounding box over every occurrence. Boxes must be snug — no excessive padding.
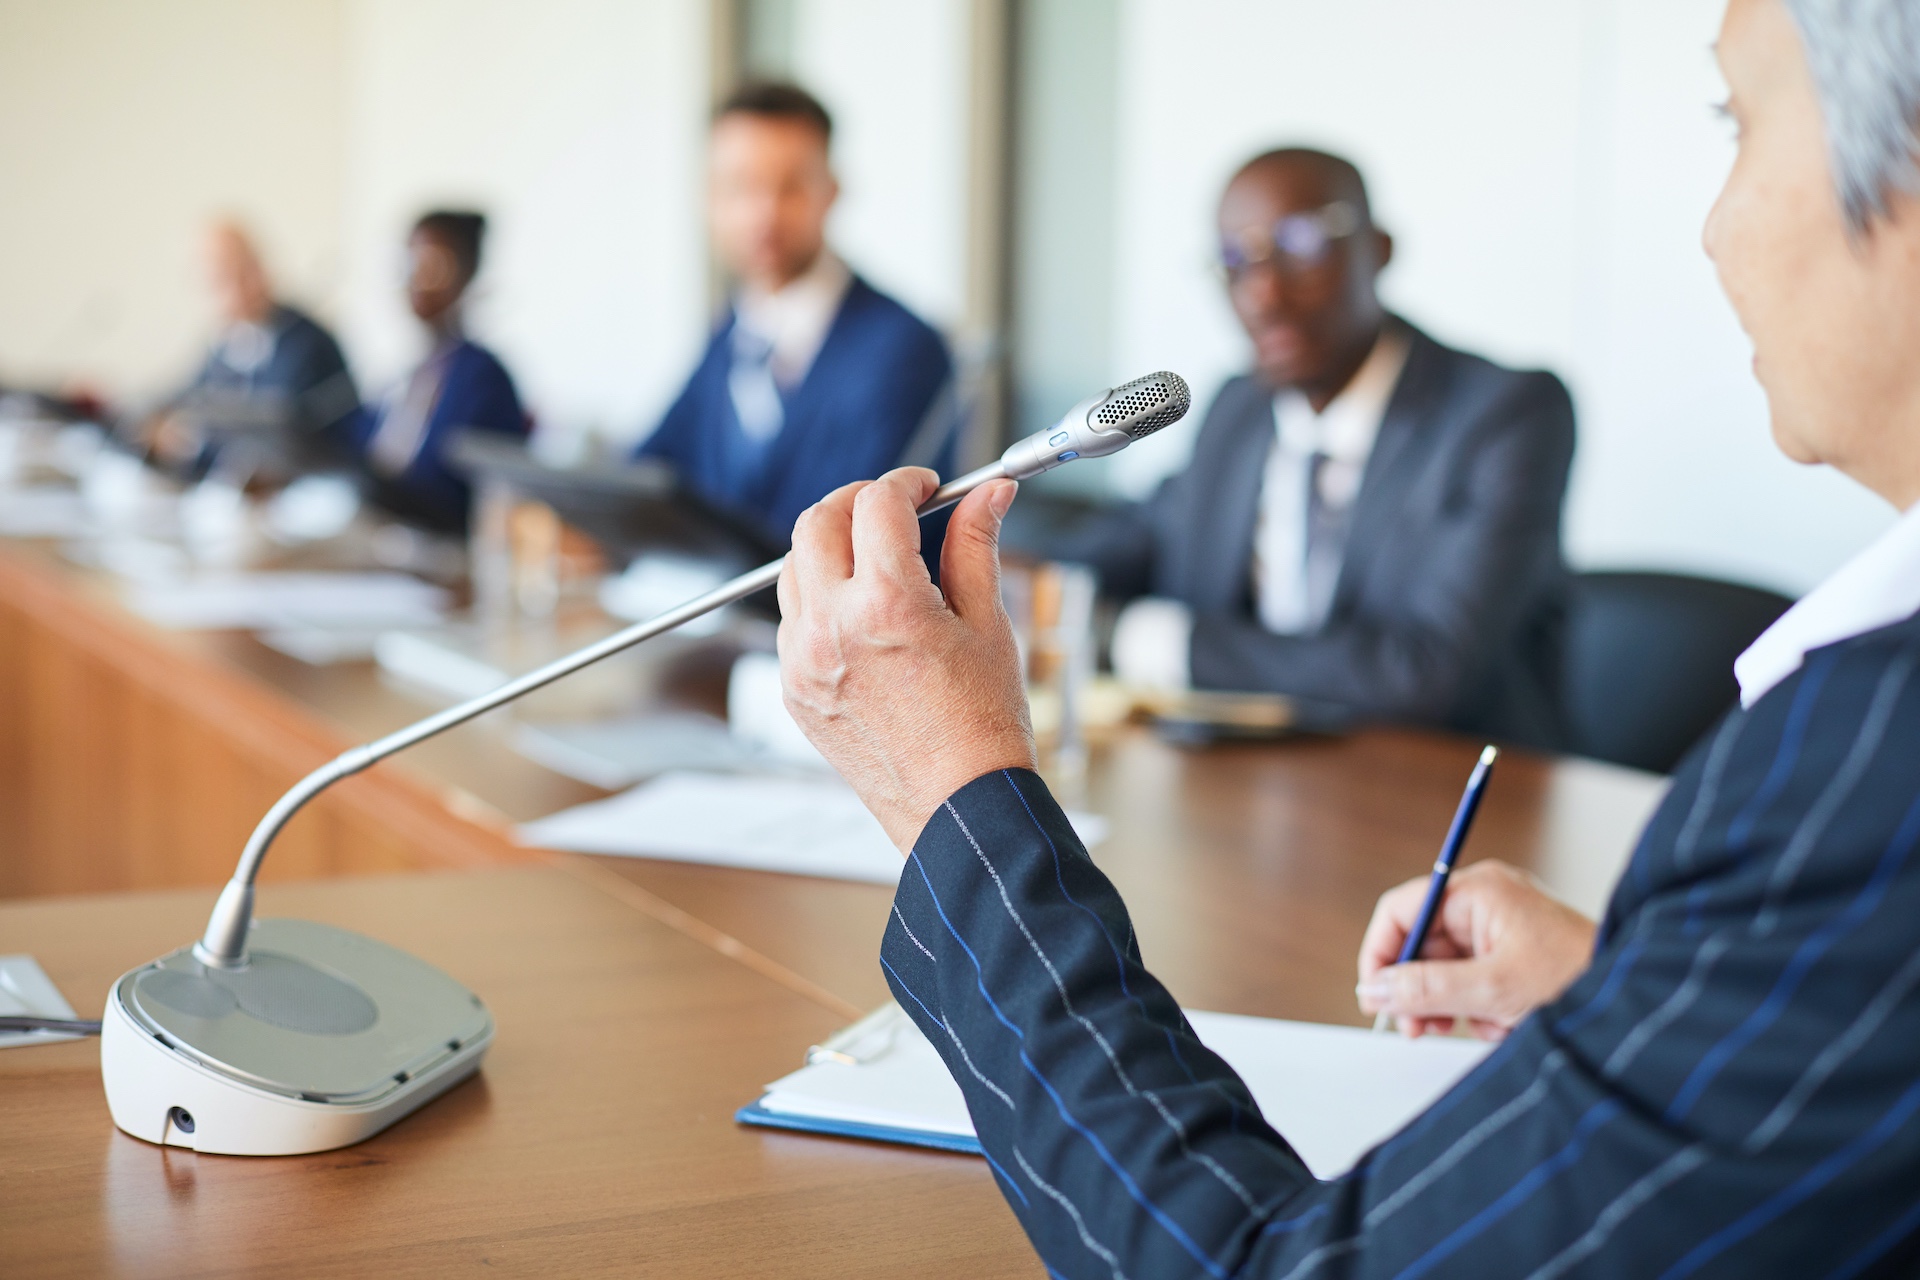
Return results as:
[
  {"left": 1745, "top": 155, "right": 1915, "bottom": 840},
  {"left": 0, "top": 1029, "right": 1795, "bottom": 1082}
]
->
[{"left": 167, "top": 1106, "right": 195, "bottom": 1135}]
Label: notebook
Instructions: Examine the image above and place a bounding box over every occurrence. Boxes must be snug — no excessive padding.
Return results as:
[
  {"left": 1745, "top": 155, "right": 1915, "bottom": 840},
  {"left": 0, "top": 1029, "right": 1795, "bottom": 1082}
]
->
[{"left": 738, "top": 1002, "right": 1493, "bottom": 1178}]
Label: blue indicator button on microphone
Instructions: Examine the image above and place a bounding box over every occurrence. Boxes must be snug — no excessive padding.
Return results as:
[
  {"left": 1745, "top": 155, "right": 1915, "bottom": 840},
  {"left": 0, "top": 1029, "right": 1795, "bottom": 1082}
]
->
[
  {"left": 1049, "top": 431, "right": 1071, "bottom": 447},
  {"left": 1057, "top": 450, "right": 1079, "bottom": 462}
]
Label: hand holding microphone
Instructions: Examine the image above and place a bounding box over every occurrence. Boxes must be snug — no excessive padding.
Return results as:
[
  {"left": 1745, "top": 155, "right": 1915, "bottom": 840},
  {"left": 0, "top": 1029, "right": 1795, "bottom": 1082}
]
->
[
  {"left": 775, "top": 370, "right": 1192, "bottom": 848},
  {"left": 778, "top": 469, "right": 1034, "bottom": 851}
]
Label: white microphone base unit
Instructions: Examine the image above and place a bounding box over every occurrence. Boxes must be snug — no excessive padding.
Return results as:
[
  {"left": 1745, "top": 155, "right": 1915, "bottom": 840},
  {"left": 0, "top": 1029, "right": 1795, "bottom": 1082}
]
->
[{"left": 101, "top": 918, "right": 493, "bottom": 1156}]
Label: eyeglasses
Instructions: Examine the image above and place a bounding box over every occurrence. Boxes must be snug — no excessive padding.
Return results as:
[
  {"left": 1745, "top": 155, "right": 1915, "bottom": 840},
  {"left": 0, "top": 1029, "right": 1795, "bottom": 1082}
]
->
[{"left": 1216, "top": 202, "right": 1364, "bottom": 284}]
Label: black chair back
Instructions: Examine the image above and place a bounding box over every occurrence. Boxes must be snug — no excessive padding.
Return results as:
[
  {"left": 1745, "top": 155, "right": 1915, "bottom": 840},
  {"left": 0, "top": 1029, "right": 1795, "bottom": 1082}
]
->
[{"left": 1562, "top": 572, "right": 1793, "bottom": 773}]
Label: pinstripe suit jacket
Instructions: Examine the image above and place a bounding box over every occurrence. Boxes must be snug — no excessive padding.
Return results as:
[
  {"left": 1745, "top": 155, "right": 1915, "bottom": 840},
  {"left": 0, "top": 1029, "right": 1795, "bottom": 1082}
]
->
[{"left": 881, "top": 611, "right": 1920, "bottom": 1278}]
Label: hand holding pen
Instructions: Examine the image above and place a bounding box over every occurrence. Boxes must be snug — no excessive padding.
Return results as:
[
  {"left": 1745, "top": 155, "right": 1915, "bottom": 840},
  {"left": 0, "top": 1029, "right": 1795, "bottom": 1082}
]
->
[{"left": 1356, "top": 747, "right": 1599, "bottom": 1040}]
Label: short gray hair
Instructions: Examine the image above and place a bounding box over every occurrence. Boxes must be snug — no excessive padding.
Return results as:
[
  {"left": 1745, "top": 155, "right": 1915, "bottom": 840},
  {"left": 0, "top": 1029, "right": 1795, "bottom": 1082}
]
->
[{"left": 1782, "top": 0, "right": 1920, "bottom": 232}]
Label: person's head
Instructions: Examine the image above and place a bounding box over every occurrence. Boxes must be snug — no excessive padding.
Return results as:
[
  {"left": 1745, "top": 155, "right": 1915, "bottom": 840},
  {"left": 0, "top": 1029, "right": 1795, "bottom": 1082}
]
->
[
  {"left": 1216, "top": 149, "right": 1394, "bottom": 407},
  {"left": 408, "top": 210, "right": 486, "bottom": 326},
  {"left": 1706, "top": 0, "right": 1920, "bottom": 508},
  {"left": 708, "top": 81, "right": 838, "bottom": 293},
  {"left": 203, "top": 219, "right": 274, "bottom": 327}
]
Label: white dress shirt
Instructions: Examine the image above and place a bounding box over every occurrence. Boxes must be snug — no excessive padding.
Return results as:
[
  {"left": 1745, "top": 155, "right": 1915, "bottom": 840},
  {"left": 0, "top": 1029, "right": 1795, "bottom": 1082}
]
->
[
  {"left": 1735, "top": 500, "right": 1920, "bottom": 706},
  {"left": 728, "top": 250, "right": 853, "bottom": 443},
  {"left": 1112, "top": 329, "right": 1410, "bottom": 691},
  {"left": 1252, "top": 328, "right": 1410, "bottom": 633}
]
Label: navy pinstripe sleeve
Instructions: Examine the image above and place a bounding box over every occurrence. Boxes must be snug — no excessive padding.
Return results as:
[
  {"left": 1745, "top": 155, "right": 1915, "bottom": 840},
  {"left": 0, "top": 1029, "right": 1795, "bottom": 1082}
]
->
[{"left": 882, "top": 617, "right": 1920, "bottom": 1278}]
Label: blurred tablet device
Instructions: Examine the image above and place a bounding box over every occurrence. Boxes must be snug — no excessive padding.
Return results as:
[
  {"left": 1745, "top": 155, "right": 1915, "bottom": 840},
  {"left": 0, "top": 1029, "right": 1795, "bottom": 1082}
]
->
[
  {"left": 450, "top": 432, "right": 776, "bottom": 572},
  {"left": 1140, "top": 688, "right": 1353, "bottom": 746}
]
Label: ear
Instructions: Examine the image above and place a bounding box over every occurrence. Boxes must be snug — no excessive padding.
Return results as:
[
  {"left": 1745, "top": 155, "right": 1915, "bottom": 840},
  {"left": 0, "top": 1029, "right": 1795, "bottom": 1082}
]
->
[{"left": 1374, "top": 229, "right": 1395, "bottom": 271}]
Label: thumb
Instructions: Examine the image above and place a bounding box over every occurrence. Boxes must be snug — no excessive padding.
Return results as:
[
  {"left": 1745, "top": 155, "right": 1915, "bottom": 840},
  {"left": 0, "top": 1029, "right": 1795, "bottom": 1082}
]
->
[{"left": 940, "top": 479, "right": 1016, "bottom": 624}]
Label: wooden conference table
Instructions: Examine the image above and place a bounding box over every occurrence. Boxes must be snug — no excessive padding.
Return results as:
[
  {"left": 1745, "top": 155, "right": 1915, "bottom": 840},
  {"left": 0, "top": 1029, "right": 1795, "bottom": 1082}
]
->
[{"left": 0, "top": 542, "right": 1667, "bottom": 1276}]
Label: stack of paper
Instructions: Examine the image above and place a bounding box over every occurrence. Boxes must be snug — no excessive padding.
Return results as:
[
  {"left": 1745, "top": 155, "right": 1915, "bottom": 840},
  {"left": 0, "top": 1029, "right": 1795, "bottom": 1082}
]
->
[
  {"left": 125, "top": 572, "right": 448, "bottom": 632},
  {"left": 0, "top": 488, "right": 92, "bottom": 539},
  {"left": 743, "top": 1003, "right": 1492, "bottom": 1178},
  {"left": 511, "top": 714, "right": 774, "bottom": 790},
  {"left": 517, "top": 771, "right": 1109, "bottom": 885},
  {"left": 0, "top": 955, "right": 86, "bottom": 1048}
]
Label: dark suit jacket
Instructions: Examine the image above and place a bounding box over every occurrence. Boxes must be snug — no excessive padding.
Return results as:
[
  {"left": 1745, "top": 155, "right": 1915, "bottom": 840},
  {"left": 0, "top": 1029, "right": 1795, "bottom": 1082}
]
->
[
  {"left": 882, "top": 611, "right": 1920, "bottom": 1278},
  {"left": 1059, "top": 322, "right": 1574, "bottom": 746},
  {"left": 181, "top": 304, "right": 361, "bottom": 475},
  {"left": 350, "top": 339, "right": 528, "bottom": 533},
  {"left": 638, "top": 275, "right": 954, "bottom": 550}
]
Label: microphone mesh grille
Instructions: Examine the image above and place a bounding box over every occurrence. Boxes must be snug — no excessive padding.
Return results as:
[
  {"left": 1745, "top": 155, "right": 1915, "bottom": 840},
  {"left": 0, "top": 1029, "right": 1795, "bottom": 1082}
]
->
[{"left": 1094, "top": 371, "right": 1192, "bottom": 438}]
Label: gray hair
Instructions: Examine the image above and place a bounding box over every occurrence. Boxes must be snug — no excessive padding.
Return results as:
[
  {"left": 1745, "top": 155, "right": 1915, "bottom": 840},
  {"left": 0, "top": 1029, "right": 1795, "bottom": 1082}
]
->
[{"left": 1782, "top": 0, "right": 1920, "bottom": 232}]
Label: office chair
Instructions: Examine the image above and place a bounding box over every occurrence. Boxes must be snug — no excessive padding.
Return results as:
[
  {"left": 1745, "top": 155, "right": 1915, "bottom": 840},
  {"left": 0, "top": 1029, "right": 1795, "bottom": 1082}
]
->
[{"left": 1561, "top": 571, "right": 1793, "bottom": 774}]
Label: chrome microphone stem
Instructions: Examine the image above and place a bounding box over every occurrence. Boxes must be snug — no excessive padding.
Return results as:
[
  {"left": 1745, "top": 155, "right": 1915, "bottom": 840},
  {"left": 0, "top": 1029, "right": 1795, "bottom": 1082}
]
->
[{"left": 194, "top": 463, "right": 1009, "bottom": 969}]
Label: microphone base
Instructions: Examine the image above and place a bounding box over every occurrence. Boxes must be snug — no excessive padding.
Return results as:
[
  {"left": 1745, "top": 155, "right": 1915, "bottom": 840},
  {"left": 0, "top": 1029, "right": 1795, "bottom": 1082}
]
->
[{"left": 101, "top": 919, "right": 493, "bottom": 1156}]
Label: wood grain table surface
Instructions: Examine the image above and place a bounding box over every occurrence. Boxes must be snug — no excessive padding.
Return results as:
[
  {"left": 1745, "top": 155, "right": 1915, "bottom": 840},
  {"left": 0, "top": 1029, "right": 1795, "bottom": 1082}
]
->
[{"left": 0, "top": 869, "right": 1040, "bottom": 1278}]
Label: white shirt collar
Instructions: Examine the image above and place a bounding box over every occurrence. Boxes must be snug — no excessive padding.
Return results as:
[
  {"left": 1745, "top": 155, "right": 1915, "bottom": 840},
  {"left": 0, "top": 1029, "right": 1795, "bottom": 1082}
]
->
[
  {"left": 1735, "top": 500, "right": 1920, "bottom": 706},
  {"left": 733, "top": 249, "right": 853, "bottom": 390},
  {"left": 1271, "top": 326, "right": 1411, "bottom": 465}
]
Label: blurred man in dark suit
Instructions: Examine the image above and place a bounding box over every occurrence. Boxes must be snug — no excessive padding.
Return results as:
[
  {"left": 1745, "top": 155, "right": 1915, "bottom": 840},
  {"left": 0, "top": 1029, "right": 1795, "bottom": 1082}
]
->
[
  {"left": 1066, "top": 150, "right": 1574, "bottom": 745},
  {"left": 146, "top": 220, "right": 359, "bottom": 481},
  {"left": 637, "top": 82, "right": 954, "bottom": 551}
]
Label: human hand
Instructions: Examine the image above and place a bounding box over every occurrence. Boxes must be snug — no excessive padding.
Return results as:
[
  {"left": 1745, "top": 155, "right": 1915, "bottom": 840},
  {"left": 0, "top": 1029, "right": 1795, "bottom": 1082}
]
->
[
  {"left": 777, "top": 467, "right": 1036, "bottom": 851},
  {"left": 1355, "top": 860, "right": 1596, "bottom": 1040}
]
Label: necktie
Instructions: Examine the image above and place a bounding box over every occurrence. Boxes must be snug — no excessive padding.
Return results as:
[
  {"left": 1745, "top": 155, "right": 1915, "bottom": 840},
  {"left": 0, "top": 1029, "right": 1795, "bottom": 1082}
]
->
[
  {"left": 728, "top": 327, "right": 784, "bottom": 447},
  {"left": 1300, "top": 450, "right": 1345, "bottom": 631}
]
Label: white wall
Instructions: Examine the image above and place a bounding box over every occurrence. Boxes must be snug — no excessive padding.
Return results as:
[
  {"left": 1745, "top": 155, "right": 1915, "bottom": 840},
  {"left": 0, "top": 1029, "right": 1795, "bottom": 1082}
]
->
[
  {"left": 339, "top": 0, "right": 712, "bottom": 445},
  {"left": 785, "top": 0, "right": 970, "bottom": 330},
  {"left": 1106, "top": 0, "right": 1894, "bottom": 595},
  {"left": 0, "top": 0, "right": 346, "bottom": 398}
]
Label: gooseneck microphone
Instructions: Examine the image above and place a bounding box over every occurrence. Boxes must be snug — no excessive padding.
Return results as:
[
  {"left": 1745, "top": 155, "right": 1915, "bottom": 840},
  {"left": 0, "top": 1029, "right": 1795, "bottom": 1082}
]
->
[
  {"left": 192, "top": 369, "right": 1190, "bottom": 970},
  {"left": 103, "top": 371, "right": 1188, "bottom": 1156}
]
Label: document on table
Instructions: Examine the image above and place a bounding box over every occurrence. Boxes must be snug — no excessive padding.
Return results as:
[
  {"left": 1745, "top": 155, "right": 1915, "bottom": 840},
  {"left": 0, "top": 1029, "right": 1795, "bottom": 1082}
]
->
[
  {"left": 0, "top": 487, "right": 92, "bottom": 538},
  {"left": 0, "top": 955, "right": 85, "bottom": 1048},
  {"left": 511, "top": 714, "right": 776, "bottom": 790},
  {"left": 516, "top": 771, "right": 1110, "bottom": 885},
  {"left": 124, "top": 572, "right": 449, "bottom": 631},
  {"left": 741, "top": 1003, "right": 1493, "bottom": 1178}
]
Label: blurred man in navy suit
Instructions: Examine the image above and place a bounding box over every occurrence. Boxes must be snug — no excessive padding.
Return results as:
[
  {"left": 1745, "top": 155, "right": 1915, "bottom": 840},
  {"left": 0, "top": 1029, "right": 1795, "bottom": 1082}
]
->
[
  {"left": 353, "top": 210, "right": 528, "bottom": 532},
  {"left": 638, "top": 82, "right": 954, "bottom": 551},
  {"left": 145, "top": 220, "right": 360, "bottom": 481}
]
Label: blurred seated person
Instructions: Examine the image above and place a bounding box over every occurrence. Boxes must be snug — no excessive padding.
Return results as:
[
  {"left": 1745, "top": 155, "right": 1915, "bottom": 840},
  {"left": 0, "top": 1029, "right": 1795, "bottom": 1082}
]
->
[
  {"left": 637, "top": 82, "right": 954, "bottom": 551},
  {"left": 1059, "top": 150, "right": 1575, "bottom": 745},
  {"left": 350, "top": 210, "right": 529, "bottom": 532},
  {"left": 147, "top": 219, "right": 359, "bottom": 481}
]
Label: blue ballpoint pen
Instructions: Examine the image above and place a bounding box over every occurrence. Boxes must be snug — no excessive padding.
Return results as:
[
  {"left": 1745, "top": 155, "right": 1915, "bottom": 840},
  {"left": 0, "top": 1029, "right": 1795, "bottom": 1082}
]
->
[{"left": 1372, "top": 744, "right": 1500, "bottom": 1033}]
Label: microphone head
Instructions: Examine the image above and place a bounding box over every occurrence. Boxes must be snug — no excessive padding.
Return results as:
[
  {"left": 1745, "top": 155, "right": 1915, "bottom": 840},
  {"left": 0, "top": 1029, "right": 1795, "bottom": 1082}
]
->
[
  {"left": 999, "top": 371, "right": 1193, "bottom": 479},
  {"left": 1090, "top": 371, "right": 1191, "bottom": 440}
]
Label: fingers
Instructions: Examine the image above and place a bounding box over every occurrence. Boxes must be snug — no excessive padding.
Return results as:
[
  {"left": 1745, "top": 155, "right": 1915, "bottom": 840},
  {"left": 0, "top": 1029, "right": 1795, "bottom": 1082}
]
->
[
  {"left": 849, "top": 468, "right": 939, "bottom": 586},
  {"left": 790, "top": 481, "right": 866, "bottom": 601},
  {"left": 939, "top": 480, "right": 1016, "bottom": 626},
  {"left": 1359, "top": 956, "right": 1506, "bottom": 1025},
  {"left": 1357, "top": 876, "right": 1436, "bottom": 982},
  {"left": 776, "top": 552, "right": 800, "bottom": 624}
]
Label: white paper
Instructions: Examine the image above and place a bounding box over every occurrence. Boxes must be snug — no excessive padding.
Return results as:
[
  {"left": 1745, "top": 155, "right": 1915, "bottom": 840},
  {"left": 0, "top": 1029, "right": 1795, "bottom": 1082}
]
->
[
  {"left": 518, "top": 771, "right": 1110, "bottom": 885},
  {"left": 759, "top": 1006, "right": 1492, "bottom": 1179},
  {"left": 124, "top": 572, "right": 448, "bottom": 632},
  {"left": 0, "top": 487, "right": 92, "bottom": 539},
  {"left": 0, "top": 955, "right": 84, "bottom": 1048},
  {"left": 512, "top": 715, "right": 771, "bottom": 790}
]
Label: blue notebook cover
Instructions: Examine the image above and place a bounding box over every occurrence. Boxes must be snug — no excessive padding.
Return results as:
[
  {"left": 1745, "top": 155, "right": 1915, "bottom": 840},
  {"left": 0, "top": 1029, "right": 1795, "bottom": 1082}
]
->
[{"left": 735, "top": 1099, "right": 984, "bottom": 1156}]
